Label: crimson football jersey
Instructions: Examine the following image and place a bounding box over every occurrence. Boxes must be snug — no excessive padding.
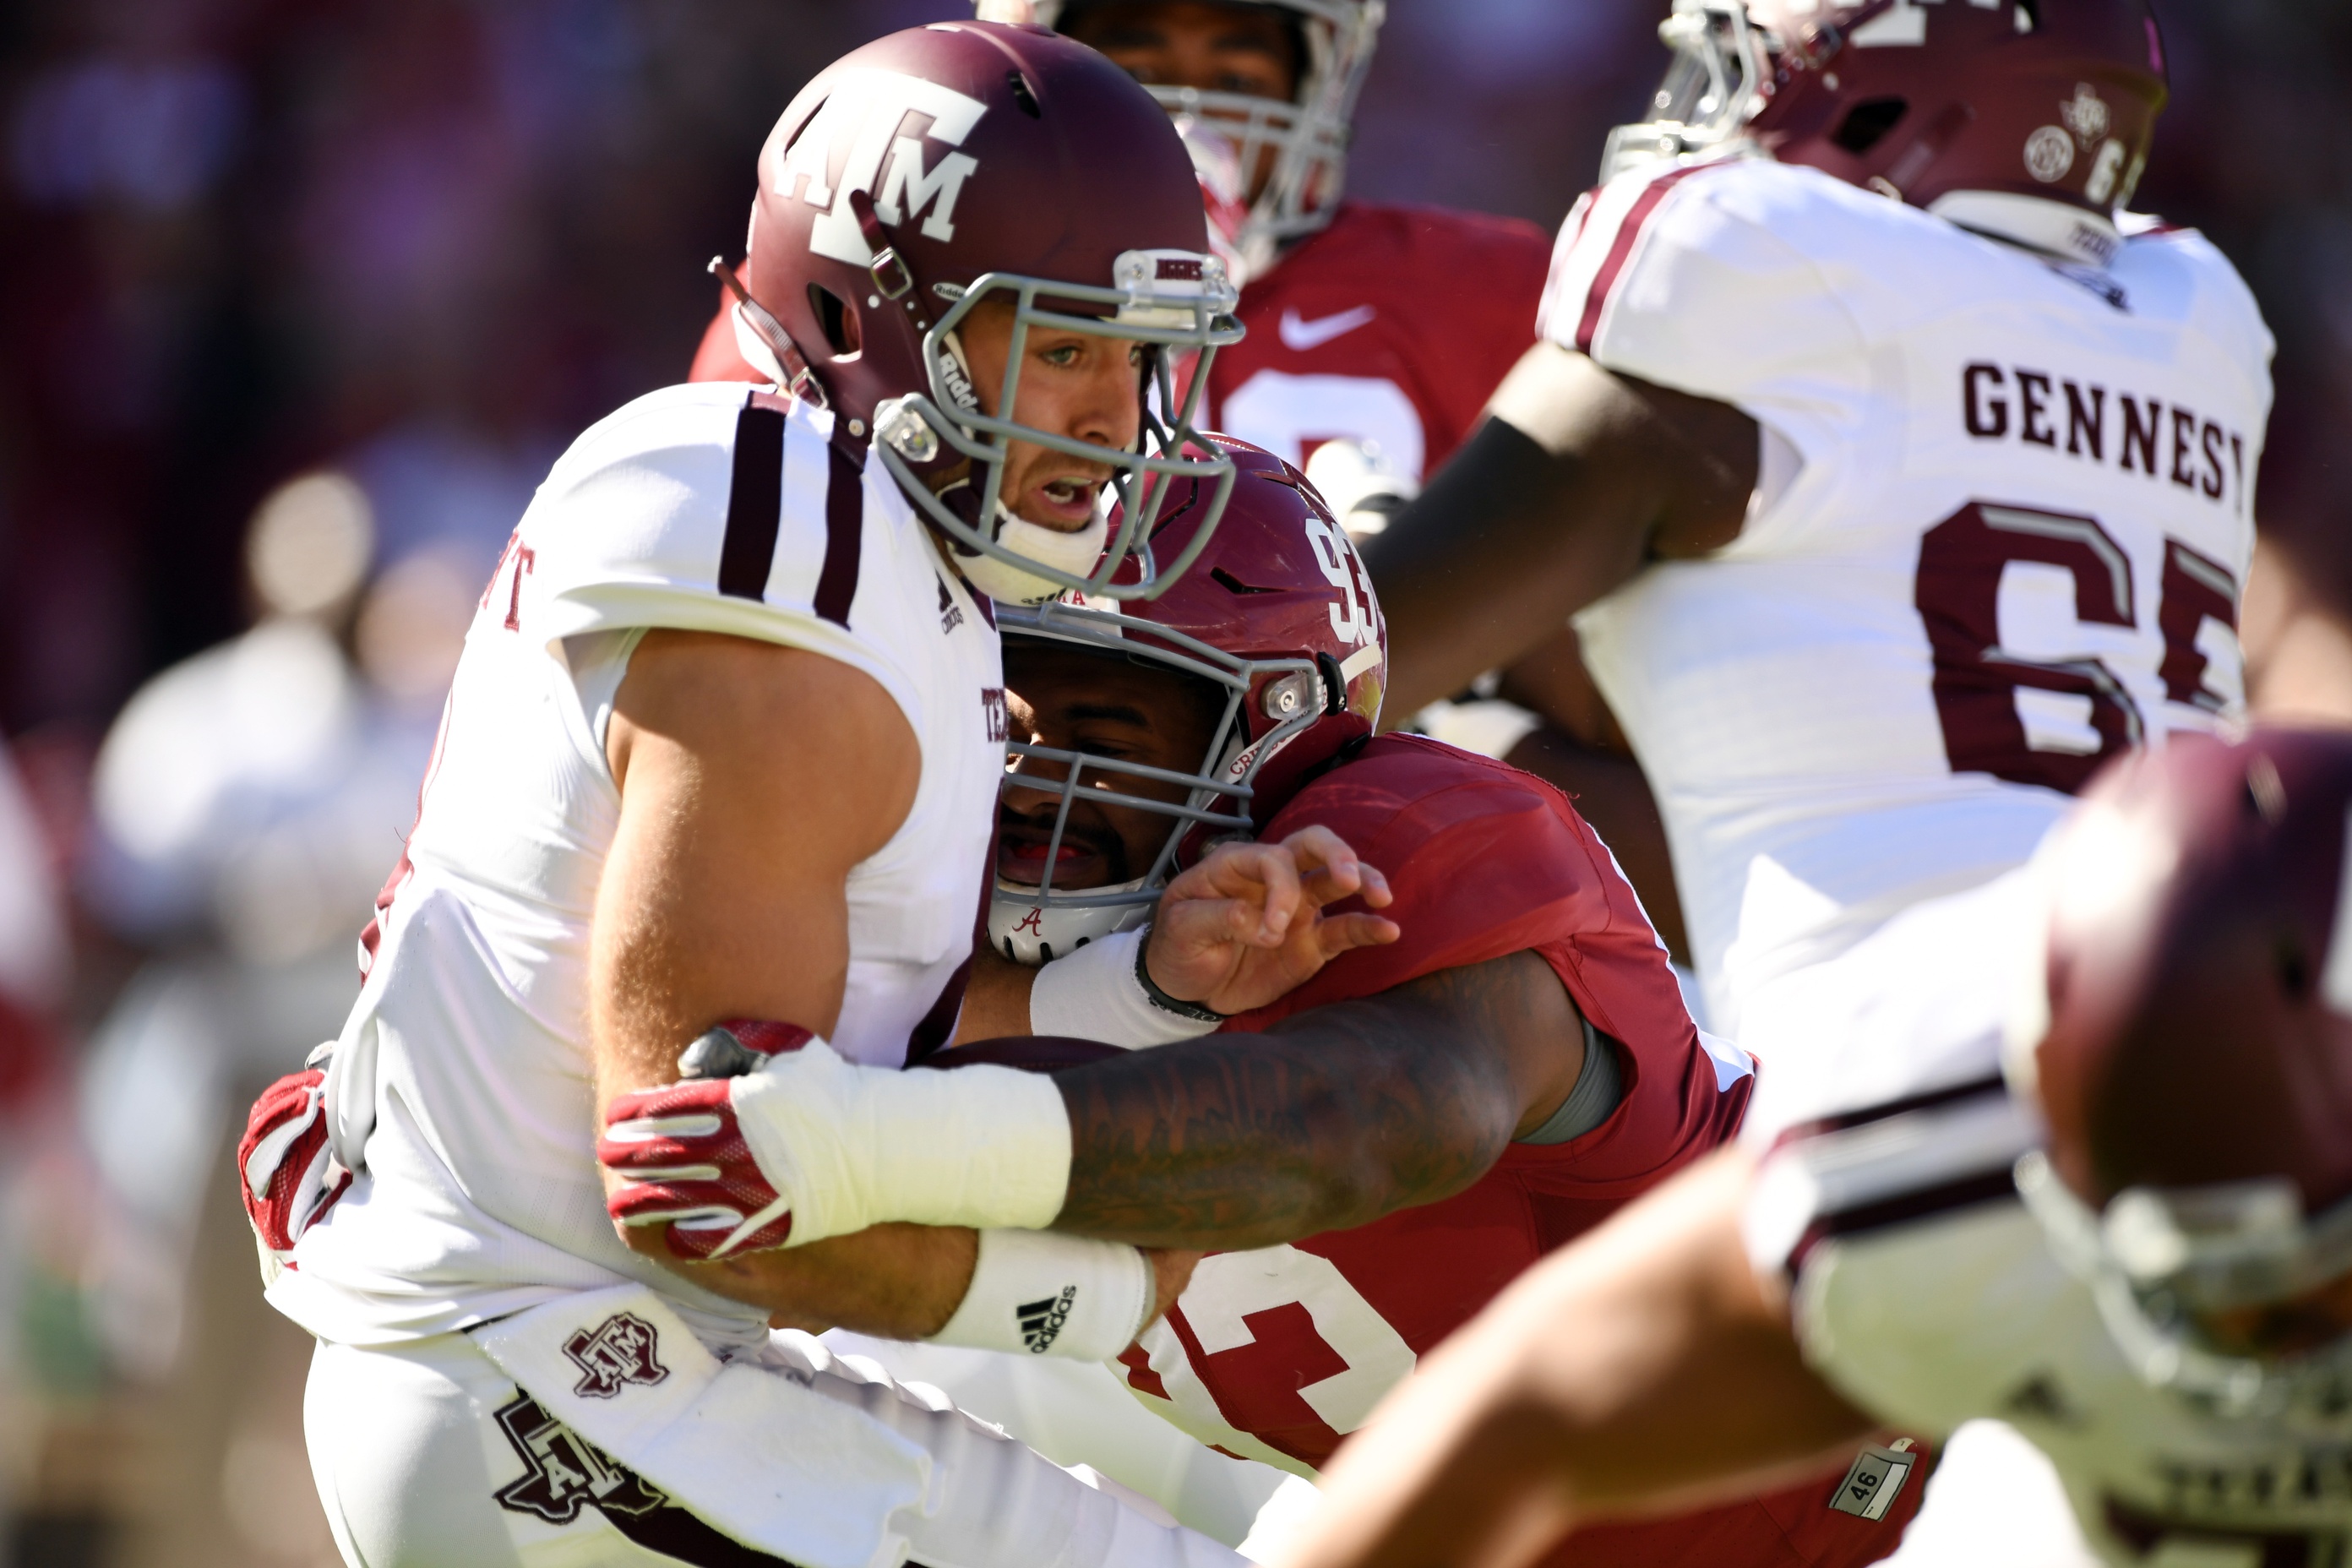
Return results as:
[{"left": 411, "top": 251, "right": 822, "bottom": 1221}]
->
[
  {"left": 690, "top": 200, "right": 1548, "bottom": 487},
  {"left": 1197, "top": 201, "right": 1547, "bottom": 482},
  {"left": 1116, "top": 734, "right": 1923, "bottom": 1567}
]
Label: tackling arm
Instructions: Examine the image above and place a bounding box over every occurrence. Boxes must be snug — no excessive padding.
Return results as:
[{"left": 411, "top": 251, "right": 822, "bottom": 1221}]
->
[
  {"left": 1364, "top": 342, "right": 1758, "bottom": 719},
  {"left": 1045, "top": 948, "right": 1585, "bottom": 1250},
  {"left": 1279, "top": 1147, "right": 1876, "bottom": 1568}
]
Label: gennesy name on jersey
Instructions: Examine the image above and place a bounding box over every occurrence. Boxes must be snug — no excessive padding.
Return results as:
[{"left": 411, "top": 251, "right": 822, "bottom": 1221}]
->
[{"left": 1962, "top": 361, "right": 2254, "bottom": 518}]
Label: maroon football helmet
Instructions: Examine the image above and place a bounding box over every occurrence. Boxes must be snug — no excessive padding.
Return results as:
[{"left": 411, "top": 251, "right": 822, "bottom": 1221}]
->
[
  {"left": 2012, "top": 727, "right": 2352, "bottom": 1413},
  {"left": 987, "top": 438, "right": 1386, "bottom": 961},
  {"left": 736, "top": 22, "right": 1244, "bottom": 602},
  {"left": 1605, "top": 0, "right": 2167, "bottom": 225}
]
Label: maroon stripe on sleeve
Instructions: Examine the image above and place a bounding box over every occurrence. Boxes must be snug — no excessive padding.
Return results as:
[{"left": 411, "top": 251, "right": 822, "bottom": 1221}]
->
[
  {"left": 716, "top": 394, "right": 786, "bottom": 599},
  {"left": 1574, "top": 165, "right": 1707, "bottom": 355},
  {"left": 1769, "top": 1073, "right": 2010, "bottom": 1155},
  {"left": 1788, "top": 1166, "right": 2021, "bottom": 1273},
  {"left": 815, "top": 421, "right": 868, "bottom": 628}
]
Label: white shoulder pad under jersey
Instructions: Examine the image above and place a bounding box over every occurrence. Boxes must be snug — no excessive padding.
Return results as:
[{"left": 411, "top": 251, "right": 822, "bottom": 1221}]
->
[
  {"left": 524, "top": 381, "right": 937, "bottom": 714},
  {"left": 1752, "top": 1078, "right": 2352, "bottom": 1563}
]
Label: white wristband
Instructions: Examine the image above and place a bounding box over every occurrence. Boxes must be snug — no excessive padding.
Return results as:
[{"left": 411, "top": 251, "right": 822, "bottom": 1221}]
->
[
  {"left": 1028, "top": 927, "right": 1222, "bottom": 1048},
  {"left": 731, "top": 1039, "right": 1073, "bottom": 1247},
  {"left": 928, "top": 1228, "right": 1153, "bottom": 1360}
]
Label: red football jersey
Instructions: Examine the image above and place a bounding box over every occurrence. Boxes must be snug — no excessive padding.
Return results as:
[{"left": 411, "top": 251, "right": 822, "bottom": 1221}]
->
[
  {"left": 686, "top": 199, "right": 1549, "bottom": 487},
  {"left": 1115, "top": 735, "right": 1923, "bottom": 1567},
  {"left": 1200, "top": 201, "right": 1549, "bottom": 482}
]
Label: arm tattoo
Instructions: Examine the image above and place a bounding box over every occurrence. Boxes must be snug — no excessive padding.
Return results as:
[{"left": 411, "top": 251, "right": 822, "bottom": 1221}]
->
[{"left": 1048, "top": 950, "right": 1577, "bottom": 1250}]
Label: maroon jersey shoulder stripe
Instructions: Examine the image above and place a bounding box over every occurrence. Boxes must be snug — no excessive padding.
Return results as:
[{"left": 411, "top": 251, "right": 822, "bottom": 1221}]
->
[
  {"left": 1575, "top": 165, "right": 1708, "bottom": 355},
  {"left": 717, "top": 391, "right": 787, "bottom": 599},
  {"left": 814, "top": 418, "right": 868, "bottom": 628}
]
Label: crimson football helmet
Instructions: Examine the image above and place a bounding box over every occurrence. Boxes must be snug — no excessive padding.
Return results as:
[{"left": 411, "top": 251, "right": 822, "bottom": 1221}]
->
[
  {"left": 737, "top": 22, "right": 1244, "bottom": 603},
  {"left": 1606, "top": 0, "right": 2166, "bottom": 231},
  {"left": 2010, "top": 727, "right": 2352, "bottom": 1418},
  {"left": 988, "top": 438, "right": 1386, "bottom": 961},
  {"left": 975, "top": 1, "right": 1381, "bottom": 279}
]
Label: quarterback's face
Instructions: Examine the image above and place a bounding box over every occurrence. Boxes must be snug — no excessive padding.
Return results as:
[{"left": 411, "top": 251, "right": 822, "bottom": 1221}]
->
[
  {"left": 956, "top": 299, "right": 1145, "bottom": 533},
  {"left": 999, "top": 644, "right": 1228, "bottom": 892}
]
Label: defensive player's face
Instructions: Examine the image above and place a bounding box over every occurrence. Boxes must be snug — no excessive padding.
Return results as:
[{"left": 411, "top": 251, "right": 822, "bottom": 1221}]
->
[
  {"left": 955, "top": 299, "right": 1144, "bottom": 533},
  {"left": 1064, "top": 1, "right": 1301, "bottom": 204},
  {"left": 999, "top": 644, "right": 1228, "bottom": 892},
  {"left": 1064, "top": 2, "right": 1300, "bottom": 103}
]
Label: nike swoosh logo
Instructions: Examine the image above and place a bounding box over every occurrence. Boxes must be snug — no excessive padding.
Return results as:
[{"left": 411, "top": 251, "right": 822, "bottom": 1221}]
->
[{"left": 1278, "top": 305, "right": 1376, "bottom": 351}]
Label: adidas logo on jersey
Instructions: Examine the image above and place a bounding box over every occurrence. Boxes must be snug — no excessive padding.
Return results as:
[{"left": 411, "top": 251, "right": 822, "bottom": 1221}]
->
[{"left": 1018, "top": 1286, "right": 1077, "bottom": 1353}]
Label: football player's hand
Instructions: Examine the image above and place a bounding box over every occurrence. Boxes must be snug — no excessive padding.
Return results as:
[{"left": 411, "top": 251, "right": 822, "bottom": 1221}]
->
[
  {"left": 600, "top": 1064, "right": 805, "bottom": 1263},
  {"left": 1146, "top": 825, "right": 1399, "bottom": 1017},
  {"left": 601, "top": 1021, "right": 1071, "bottom": 1260},
  {"left": 239, "top": 1051, "right": 351, "bottom": 1282}
]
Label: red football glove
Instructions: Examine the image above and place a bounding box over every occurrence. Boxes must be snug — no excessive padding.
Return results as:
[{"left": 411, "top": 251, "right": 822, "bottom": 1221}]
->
[
  {"left": 599, "top": 1019, "right": 814, "bottom": 1261},
  {"left": 239, "top": 1054, "right": 351, "bottom": 1280}
]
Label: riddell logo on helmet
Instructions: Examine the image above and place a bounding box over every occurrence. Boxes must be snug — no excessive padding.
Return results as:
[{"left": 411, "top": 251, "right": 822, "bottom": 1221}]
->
[{"left": 775, "top": 68, "right": 988, "bottom": 266}]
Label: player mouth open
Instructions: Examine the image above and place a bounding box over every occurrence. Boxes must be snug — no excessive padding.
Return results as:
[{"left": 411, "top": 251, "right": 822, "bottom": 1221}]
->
[
  {"left": 996, "top": 808, "right": 1126, "bottom": 891},
  {"left": 1018, "top": 464, "right": 1114, "bottom": 531}
]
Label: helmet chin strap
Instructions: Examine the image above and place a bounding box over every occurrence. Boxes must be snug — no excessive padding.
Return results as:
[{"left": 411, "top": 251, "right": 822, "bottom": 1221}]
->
[
  {"left": 956, "top": 504, "right": 1109, "bottom": 605},
  {"left": 988, "top": 876, "right": 1153, "bottom": 966}
]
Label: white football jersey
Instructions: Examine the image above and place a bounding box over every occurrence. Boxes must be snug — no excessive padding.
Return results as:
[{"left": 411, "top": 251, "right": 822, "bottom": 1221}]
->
[
  {"left": 270, "top": 382, "right": 1007, "bottom": 1352},
  {"left": 1538, "top": 158, "right": 2273, "bottom": 1031},
  {"left": 1751, "top": 1072, "right": 2352, "bottom": 1565}
]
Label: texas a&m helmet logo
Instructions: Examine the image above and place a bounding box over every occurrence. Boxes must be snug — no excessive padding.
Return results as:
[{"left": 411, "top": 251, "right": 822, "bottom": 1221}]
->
[
  {"left": 563, "top": 1311, "right": 668, "bottom": 1399},
  {"left": 773, "top": 69, "right": 988, "bottom": 267}
]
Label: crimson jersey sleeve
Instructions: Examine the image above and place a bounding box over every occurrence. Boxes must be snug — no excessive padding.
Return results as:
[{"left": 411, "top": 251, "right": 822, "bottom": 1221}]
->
[
  {"left": 1204, "top": 202, "right": 1549, "bottom": 482},
  {"left": 1229, "top": 733, "right": 1751, "bottom": 1204}
]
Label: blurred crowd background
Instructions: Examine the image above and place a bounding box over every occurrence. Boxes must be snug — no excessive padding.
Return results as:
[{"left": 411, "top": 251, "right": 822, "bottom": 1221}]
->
[{"left": 0, "top": 1, "right": 2345, "bottom": 1564}]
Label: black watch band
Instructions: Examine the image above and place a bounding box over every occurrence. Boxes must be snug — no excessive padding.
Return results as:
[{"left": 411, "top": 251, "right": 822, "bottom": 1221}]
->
[{"left": 1134, "top": 926, "right": 1227, "bottom": 1022}]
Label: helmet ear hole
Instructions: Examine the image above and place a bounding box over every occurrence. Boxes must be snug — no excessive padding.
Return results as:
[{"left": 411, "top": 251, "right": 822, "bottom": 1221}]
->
[
  {"left": 1832, "top": 97, "right": 1910, "bottom": 155},
  {"left": 806, "top": 284, "right": 858, "bottom": 357}
]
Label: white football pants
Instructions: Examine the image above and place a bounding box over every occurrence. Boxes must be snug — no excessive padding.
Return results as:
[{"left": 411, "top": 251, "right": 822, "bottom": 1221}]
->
[
  {"left": 303, "top": 1327, "right": 1250, "bottom": 1568},
  {"left": 817, "top": 1332, "right": 1291, "bottom": 1547}
]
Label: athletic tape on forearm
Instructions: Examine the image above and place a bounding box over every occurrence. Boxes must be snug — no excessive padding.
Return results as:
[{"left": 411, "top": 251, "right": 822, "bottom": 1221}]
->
[
  {"left": 731, "top": 1040, "right": 1073, "bottom": 1247},
  {"left": 926, "top": 1228, "right": 1153, "bottom": 1360},
  {"left": 1027, "top": 927, "right": 1222, "bottom": 1048}
]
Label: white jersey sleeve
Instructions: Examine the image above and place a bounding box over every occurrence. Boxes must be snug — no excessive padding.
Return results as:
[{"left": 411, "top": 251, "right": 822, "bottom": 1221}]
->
[
  {"left": 275, "top": 380, "right": 1007, "bottom": 1356},
  {"left": 1538, "top": 161, "right": 1874, "bottom": 508},
  {"left": 525, "top": 380, "right": 924, "bottom": 721}
]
